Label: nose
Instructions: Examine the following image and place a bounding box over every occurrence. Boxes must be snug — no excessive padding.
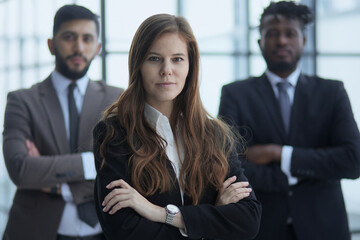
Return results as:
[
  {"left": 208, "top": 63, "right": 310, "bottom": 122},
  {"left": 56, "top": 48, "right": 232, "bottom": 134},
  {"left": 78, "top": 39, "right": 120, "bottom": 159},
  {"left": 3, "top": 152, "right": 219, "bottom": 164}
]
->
[
  {"left": 277, "top": 33, "right": 288, "bottom": 46},
  {"left": 160, "top": 61, "right": 172, "bottom": 76},
  {"left": 74, "top": 38, "right": 85, "bottom": 53}
]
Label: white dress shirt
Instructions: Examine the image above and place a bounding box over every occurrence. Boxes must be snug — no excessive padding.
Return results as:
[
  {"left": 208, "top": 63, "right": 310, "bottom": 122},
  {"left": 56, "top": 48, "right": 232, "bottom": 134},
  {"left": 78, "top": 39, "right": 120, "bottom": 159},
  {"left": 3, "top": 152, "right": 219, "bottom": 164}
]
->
[
  {"left": 51, "top": 70, "right": 101, "bottom": 236},
  {"left": 144, "top": 103, "right": 187, "bottom": 236},
  {"left": 265, "top": 68, "right": 301, "bottom": 185}
]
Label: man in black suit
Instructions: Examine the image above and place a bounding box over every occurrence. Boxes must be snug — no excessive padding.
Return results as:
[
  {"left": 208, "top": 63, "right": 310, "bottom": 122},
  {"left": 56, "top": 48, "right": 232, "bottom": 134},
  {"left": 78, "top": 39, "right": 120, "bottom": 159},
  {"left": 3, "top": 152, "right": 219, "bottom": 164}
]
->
[{"left": 218, "top": 1, "right": 360, "bottom": 240}]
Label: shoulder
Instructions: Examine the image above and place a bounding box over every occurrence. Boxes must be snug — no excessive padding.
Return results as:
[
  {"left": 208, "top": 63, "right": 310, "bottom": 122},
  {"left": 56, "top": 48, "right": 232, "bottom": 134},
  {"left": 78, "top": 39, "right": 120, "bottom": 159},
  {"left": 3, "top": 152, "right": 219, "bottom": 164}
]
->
[
  {"left": 89, "top": 80, "right": 124, "bottom": 95},
  {"left": 223, "top": 77, "right": 254, "bottom": 88},
  {"left": 302, "top": 75, "right": 343, "bottom": 87},
  {"left": 93, "top": 116, "right": 126, "bottom": 143},
  {"left": 222, "top": 76, "right": 262, "bottom": 93},
  {"left": 6, "top": 79, "right": 48, "bottom": 100},
  {"left": 300, "top": 75, "right": 345, "bottom": 95}
]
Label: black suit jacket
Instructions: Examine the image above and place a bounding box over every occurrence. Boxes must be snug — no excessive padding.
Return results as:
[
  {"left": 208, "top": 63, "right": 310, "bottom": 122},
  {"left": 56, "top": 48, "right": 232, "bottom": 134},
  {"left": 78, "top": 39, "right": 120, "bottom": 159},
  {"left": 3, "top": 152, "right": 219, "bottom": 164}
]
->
[
  {"left": 218, "top": 74, "right": 360, "bottom": 240},
  {"left": 93, "top": 118, "right": 262, "bottom": 240}
]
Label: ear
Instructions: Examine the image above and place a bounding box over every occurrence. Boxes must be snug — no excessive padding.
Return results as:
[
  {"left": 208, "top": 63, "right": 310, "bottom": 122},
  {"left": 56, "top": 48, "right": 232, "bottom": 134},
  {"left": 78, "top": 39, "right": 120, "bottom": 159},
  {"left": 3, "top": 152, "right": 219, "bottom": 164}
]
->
[
  {"left": 48, "top": 39, "right": 55, "bottom": 55},
  {"left": 302, "top": 35, "right": 307, "bottom": 46},
  {"left": 96, "top": 42, "right": 102, "bottom": 55}
]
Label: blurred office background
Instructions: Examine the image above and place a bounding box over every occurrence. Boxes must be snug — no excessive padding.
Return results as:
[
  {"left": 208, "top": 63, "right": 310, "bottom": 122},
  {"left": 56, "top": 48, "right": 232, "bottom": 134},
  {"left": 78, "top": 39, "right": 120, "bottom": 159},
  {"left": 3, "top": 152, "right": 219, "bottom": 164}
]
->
[{"left": 0, "top": 0, "right": 359, "bottom": 237}]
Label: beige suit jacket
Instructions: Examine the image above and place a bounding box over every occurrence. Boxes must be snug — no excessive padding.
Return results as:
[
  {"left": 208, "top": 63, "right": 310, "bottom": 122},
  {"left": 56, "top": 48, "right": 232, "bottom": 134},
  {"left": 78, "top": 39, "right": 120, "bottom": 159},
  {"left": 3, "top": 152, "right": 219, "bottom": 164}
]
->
[{"left": 2, "top": 76, "right": 123, "bottom": 240}]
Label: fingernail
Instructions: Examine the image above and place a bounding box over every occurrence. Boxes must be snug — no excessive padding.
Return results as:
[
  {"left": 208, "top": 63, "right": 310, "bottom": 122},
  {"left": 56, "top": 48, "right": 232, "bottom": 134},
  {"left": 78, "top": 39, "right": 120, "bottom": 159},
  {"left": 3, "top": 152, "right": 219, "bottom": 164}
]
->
[
  {"left": 103, "top": 207, "right": 106, "bottom": 212},
  {"left": 102, "top": 201, "right": 105, "bottom": 206}
]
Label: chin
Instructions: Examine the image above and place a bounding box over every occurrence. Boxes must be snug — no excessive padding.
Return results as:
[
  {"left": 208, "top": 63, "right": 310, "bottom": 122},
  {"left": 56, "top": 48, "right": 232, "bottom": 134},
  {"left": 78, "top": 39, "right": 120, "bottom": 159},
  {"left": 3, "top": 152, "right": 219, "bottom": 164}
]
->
[{"left": 268, "top": 61, "right": 296, "bottom": 72}]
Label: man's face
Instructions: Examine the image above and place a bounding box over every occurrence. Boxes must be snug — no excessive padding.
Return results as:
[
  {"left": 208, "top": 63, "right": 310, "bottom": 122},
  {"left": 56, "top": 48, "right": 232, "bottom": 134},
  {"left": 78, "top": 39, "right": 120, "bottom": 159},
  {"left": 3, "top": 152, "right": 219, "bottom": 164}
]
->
[
  {"left": 258, "top": 15, "right": 306, "bottom": 76},
  {"left": 48, "top": 19, "right": 101, "bottom": 80}
]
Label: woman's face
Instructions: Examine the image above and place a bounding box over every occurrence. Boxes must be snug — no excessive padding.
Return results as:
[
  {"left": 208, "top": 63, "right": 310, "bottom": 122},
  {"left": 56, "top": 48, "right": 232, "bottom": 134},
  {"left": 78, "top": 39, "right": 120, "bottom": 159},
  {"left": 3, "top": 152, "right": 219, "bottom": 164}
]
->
[{"left": 140, "top": 32, "right": 189, "bottom": 115}]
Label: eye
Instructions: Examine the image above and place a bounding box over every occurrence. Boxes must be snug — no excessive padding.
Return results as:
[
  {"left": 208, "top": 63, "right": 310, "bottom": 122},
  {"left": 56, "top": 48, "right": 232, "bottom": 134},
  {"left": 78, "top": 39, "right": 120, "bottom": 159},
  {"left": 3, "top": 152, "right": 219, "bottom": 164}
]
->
[
  {"left": 148, "top": 56, "right": 160, "bottom": 61},
  {"left": 265, "top": 30, "right": 279, "bottom": 39},
  {"left": 286, "top": 31, "right": 298, "bottom": 38},
  {"left": 173, "top": 57, "right": 183, "bottom": 63},
  {"left": 62, "top": 34, "right": 75, "bottom": 41},
  {"left": 83, "top": 35, "right": 94, "bottom": 43}
]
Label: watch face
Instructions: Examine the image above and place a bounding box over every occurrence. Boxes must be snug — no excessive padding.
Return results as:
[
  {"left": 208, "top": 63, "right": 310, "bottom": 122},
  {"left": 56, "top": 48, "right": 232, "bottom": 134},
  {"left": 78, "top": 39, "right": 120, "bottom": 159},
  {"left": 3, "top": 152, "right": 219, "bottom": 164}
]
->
[{"left": 167, "top": 204, "right": 179, "bottom": 214}]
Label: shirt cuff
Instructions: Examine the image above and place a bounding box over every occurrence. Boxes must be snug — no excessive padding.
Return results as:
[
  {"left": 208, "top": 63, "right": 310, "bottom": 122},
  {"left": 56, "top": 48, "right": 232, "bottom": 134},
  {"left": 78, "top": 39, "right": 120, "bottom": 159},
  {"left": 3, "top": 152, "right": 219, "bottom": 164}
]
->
[
  {"left": 179, "top": 226, "right": 188, "bottom": 237},
  {"left": 81, "top": 152, "right": 96, "bottom": 180},
  {"left": 280, "top": 146, "right": 298, "bottom": 185},
  {"left": 61, "top": 183, "right": 73, "bottom": 202}
]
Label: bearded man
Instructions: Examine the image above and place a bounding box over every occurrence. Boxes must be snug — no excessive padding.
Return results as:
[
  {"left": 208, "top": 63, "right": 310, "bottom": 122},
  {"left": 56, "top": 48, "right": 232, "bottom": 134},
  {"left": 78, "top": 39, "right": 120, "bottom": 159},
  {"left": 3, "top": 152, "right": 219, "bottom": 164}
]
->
[
  {"left": 3, "top": 4, "right": 123, "bottom": 240},
  {"left": 219, "top": 1, "right": 360, "bottom": 240}
]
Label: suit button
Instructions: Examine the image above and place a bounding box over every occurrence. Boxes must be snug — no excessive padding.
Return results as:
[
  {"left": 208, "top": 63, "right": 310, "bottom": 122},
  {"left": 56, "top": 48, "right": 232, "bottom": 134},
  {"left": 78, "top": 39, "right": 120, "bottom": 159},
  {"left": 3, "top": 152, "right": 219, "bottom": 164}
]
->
[{"left": 288, "top": 191, "right": 293, "bottom": 197}]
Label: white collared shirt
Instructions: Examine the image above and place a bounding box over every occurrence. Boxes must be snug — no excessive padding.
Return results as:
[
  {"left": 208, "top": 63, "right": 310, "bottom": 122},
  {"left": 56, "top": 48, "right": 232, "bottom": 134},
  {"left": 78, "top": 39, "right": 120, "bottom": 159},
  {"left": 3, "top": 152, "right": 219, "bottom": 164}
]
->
[
  {"left": 51, "top": 70, "right": 101, "bottom": 235},
  {"left": 265, "top": 68, "right": 300, "bottom": 185},
  {"left": 144, "top": 104, "right": 187, "bottom": 236}
]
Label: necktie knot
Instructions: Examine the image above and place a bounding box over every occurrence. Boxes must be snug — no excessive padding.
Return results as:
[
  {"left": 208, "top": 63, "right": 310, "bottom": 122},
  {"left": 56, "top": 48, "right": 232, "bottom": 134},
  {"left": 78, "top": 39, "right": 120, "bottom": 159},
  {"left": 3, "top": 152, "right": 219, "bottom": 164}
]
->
[
  {"left": 68, "top": 82, "right": 77, "bottom": 94},
  {"left": 277, "top": 80, "right": 291, "bottom": 92}
]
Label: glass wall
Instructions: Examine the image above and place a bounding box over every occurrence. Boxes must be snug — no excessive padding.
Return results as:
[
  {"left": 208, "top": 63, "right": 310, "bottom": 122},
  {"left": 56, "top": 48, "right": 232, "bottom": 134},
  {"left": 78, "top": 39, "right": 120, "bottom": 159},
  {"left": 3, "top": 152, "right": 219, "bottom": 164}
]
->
[{"left": 1, "top": 0, "right": 360, "bottom": 237}]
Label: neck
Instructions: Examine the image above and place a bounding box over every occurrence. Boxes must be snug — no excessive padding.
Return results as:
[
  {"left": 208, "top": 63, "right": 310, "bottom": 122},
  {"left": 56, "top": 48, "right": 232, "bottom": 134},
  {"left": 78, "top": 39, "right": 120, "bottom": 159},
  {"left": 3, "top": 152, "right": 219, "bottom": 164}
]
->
[{"left": 270, "top": 68, "right": 296, "bottom": 79}]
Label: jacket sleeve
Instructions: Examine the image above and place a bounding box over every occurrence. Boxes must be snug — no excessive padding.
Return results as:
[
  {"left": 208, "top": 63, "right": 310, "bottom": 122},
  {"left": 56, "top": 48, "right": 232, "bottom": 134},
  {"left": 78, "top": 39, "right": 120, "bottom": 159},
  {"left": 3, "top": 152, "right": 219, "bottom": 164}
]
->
[
  {"left": 219, "top": 84, "right": 289, "bottom": 192},
  {"left": 3, "top": 91, "right": 85, "bottom": 189},
  {"left": 291, "top": 82, "right": 360, "bottom": 180},
  {"left": 93, "top": 121, "right": 261, "bottom": 240},
  {"left": 93, "top": 121, "right": 185, "bottom": 240},
  {"left": 180, "top": 145, "right": 262, "bottom": 240}
]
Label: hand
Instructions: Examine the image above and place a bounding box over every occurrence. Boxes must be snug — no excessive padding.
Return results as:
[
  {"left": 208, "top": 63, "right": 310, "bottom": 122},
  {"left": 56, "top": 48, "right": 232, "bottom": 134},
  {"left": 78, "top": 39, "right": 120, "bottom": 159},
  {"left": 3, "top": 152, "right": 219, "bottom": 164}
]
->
[
  {"left": 42, "top": 185, "right": 62, "bottom": 195},
  {"left": 26, "top": 139, "right": 40, "bottom": 157},
  {"left": 102, "top": 179, "right": 164, "bottom": 222},
  {"left": 216, "top": 176, "right": 252, "bottom": 206},
  {"left": 245, "top": 144, "right": 282, "bottom": 165}
]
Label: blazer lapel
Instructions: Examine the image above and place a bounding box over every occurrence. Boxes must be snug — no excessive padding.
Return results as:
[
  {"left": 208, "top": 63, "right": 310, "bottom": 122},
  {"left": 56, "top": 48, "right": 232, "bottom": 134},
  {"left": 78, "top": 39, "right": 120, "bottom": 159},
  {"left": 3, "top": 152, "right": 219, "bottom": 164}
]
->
[
  {"left": 77, "top": 80, "right": 105, "bottom": 151},
  {"left": 39, "top": 76, "right": 70, "bottom": 154},
  {"left": 289, "top": 74, "right": 312, "bottom": 143},
  {"left": 254, "top": 74, "right": 287, "bottom": 141}
]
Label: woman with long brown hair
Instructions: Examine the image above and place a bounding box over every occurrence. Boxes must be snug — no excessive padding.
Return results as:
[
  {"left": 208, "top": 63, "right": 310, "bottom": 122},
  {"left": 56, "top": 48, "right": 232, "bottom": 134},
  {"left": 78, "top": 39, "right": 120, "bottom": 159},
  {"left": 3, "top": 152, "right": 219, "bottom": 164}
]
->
[{"left": 93, "top": 13, "right": 261, "bottom": 240}]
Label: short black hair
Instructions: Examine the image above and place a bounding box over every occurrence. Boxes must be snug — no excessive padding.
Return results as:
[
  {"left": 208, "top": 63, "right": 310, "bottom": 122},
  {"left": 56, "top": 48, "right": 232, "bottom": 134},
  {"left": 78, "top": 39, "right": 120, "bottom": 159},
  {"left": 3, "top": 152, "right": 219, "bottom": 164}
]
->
[
  {"left": 259, "top": 1, "right": 314, "bottom": 32},
  {"left": 53, "top": 4, "right": 100, "bottom": 37}
]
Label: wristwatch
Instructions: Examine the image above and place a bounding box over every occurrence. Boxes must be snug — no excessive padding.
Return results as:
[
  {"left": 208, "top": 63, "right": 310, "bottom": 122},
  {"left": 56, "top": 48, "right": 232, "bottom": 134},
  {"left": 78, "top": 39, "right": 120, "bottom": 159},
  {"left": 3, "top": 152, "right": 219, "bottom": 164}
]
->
[{"left": 165, "top": 204, "right": 180, "bottom": 225}]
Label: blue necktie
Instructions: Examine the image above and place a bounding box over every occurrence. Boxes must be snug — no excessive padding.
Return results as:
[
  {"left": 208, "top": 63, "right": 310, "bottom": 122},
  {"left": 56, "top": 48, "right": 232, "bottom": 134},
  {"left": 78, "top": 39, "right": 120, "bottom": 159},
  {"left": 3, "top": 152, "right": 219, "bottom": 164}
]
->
[{"left": 277, "top": 80, "right": 291, "bottom": 134}]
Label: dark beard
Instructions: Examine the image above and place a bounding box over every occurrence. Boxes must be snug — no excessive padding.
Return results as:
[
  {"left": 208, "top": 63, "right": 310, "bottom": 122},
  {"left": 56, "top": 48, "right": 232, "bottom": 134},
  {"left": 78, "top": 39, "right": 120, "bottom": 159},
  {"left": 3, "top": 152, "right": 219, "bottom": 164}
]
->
[
  {"left": 266, "top": 60, "right": 297, "bottom": 73},
  {"left": 54, "top": 49, "right": 91, "bottom": 80},
  {"left": 263, "top": 51, "right": 301, "bottom": 74}
]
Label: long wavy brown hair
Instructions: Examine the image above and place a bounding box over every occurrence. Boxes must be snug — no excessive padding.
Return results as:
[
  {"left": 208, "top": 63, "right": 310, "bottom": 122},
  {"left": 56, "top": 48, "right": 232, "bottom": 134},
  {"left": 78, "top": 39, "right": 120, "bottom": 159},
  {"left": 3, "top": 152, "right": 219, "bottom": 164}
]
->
[{"left": 99, "top": 14, "right": 239, "bottom": 205}]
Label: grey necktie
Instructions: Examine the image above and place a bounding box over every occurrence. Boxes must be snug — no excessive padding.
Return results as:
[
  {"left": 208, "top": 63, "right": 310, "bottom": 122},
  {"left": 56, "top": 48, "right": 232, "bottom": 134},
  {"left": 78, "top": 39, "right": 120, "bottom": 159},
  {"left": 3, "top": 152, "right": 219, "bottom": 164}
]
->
[
  {"left": 277, "top": 80, "right": 291, "bottom": 134},
  {"left": 68, "top": 83, "right": 98, "bottom": 227}
]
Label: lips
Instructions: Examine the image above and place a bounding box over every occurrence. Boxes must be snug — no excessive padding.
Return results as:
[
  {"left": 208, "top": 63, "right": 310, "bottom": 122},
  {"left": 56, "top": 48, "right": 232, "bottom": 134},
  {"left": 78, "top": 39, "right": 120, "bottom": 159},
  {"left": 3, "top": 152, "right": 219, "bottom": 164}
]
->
[
  {"left": 69, "top": 56, "right": 85, "bottom": 64},
  {"left": 157, "top": 82, "right": 175, "bottom": 87},
  {"left": 273, "top": 49, "right": 291, "bottom": 57}
]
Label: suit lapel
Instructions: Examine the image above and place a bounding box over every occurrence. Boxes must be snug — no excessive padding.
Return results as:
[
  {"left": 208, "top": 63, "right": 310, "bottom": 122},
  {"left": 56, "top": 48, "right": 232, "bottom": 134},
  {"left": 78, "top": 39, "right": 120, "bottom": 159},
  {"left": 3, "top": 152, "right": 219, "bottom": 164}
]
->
[
  {"left": 254, "top": 74, "right": 287, "bottom": 141},
  {"left": 289, "top": 74, "right": 312, "bottom": 143},
  {"left": 39, "top": 77, "right": 70, "bottom": 153},
  {"left": 78, "top": 80, "right": 104, "bottom": 151}
]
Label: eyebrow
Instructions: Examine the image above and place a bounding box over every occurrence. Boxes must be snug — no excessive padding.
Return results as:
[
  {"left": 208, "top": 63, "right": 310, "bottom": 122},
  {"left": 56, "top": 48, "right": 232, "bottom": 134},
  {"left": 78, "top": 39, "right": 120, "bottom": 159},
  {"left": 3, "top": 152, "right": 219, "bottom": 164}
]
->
[
  {"left": 148, "top": 52, "right": 187, "bottom": 56},
  {"left": 60, "top": 31, "right": 96, "bottom": 37}
]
